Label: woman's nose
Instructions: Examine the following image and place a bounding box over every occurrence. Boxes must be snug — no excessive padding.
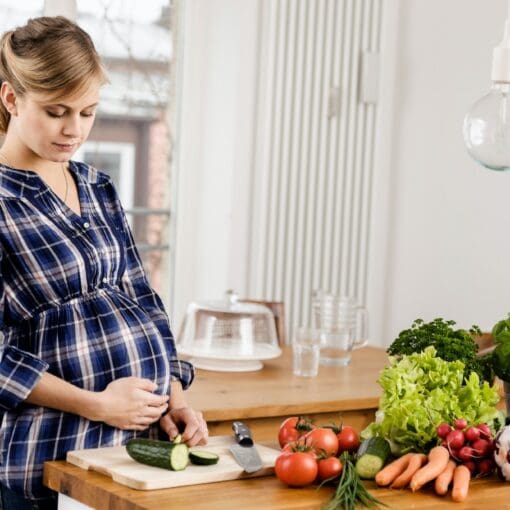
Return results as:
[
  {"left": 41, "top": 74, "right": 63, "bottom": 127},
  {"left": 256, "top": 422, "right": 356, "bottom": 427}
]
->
[{"left": 62, "top": 115, "right": 81, "bottom": 137}]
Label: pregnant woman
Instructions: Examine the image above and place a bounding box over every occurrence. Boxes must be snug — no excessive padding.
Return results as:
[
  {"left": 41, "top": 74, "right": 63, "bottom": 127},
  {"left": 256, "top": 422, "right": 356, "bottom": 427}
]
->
[{"left": 0, "top": 15, "right": 208, "bottom": 509}]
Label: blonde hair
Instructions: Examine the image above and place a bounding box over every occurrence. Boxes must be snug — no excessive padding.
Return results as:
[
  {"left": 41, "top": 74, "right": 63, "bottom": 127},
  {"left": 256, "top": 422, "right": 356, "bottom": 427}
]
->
[{"left": 0, "top": 16, "right": 108, "bottom": 134}]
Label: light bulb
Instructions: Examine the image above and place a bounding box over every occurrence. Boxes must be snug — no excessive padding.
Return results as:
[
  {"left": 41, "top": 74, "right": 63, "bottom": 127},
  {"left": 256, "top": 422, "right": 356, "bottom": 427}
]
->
[
  {"left": 463, "top": 4, "right": 510, "bottom": 171},
  {"left": 463, "top": 83, "right": 510, "bottom": 171}
]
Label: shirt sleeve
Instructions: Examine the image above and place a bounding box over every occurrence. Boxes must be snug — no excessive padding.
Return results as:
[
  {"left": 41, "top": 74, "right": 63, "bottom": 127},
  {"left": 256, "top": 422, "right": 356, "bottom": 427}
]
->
[
  {"left": 0, "top": 248, "right": 49, "bottom": 410},
  {"left": 104, "top": 176, "right": 194, "bottom": 390}
]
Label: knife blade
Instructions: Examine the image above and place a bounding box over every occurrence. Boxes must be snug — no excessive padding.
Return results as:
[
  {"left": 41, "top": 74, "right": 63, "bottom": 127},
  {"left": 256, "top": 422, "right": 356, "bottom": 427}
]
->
[{"left": 229, "top": 421, "right": 263, "bottom": 473}]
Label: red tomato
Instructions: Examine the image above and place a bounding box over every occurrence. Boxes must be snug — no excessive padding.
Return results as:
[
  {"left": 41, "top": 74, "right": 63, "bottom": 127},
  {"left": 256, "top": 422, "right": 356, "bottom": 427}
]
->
[
  {"left": 278, "top": 417, "right": 301, "bottom": 448},
  {"left": 278, "top": 417, "right": 313, "bottom": 448},
  {"left": 303, "top": 428, "right": 339, "bottom": 456},
  {"left": 282, "top": 441, "right": 319, "bottom": 459},
  {"left": 281, "top": 442, "right": 295, "bottom": 454},
  {"left": 275, "top": 451, "right": 318, "bottom": 487},
  {"left": 337, "top": 425, "right": 360, "bottom": 454},
  {"left": 317, "top": 456, "right": 343, "bottom": 481}
]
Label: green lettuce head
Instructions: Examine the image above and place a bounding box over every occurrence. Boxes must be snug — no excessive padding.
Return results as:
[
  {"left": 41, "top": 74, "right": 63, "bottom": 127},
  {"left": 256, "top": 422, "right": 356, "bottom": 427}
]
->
[{"left": 362, "top": 346, "right": 502, "bottom": 454}]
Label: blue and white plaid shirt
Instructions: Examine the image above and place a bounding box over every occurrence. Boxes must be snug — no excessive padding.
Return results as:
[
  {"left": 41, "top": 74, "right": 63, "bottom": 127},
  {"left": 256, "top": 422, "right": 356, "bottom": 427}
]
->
[{"left": 0, "top": 161, "right": 194, "bottom": 500}]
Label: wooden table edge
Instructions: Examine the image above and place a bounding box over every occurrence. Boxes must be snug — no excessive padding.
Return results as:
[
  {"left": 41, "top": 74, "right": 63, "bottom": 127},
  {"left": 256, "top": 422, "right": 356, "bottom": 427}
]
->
[
  {"left": 202, "top": 397, "right": 380, "bottom": 421},
  {"left": 44, "top": 461, "right": 139, "bottom": 510}
]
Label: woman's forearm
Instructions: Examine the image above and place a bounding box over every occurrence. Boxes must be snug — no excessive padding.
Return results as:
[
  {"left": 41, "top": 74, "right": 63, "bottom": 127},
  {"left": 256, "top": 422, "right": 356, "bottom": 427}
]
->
[
  {"left": 26, "top": 373, "right": 170, "bottom": 430},
  {"left": 25, "top": 371, "right": 100, "bottom": 420}
]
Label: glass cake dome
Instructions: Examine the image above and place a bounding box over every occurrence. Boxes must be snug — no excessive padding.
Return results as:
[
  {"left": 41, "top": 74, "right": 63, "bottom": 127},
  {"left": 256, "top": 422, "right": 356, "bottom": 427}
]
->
[{"left": 176, "top": 290, "right": 282, "bottom": 371}]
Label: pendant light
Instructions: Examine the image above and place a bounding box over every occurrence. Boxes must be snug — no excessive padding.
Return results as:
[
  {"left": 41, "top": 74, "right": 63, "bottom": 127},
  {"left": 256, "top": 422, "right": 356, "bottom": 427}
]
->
[{"left": 463, "top": 0, "right": 510, "bottom": 171}]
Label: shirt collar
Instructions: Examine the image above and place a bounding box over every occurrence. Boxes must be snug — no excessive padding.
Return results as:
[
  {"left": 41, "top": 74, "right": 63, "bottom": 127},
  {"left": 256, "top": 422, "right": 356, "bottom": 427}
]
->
[{"left": 0, "top": 160, "right": 99, "bottom": 199}]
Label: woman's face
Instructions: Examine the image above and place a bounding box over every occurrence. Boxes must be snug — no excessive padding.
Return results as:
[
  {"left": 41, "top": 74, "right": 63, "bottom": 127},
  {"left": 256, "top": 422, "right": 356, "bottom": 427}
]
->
[{"left": 9, "top": 81, "right": 101, "bottom": 164}]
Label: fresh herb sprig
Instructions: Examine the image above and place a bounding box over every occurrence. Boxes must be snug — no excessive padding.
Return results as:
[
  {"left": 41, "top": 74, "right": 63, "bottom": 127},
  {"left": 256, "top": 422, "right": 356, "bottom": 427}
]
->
[
  {"left": 491, "top": 313, "right": 510, "bottom": 382},
  {"left": 324, "top": 452, "right": 385, "bottom": 510},
  {"left": 387, "top": 318, "right": 493, "bottom": 384}
]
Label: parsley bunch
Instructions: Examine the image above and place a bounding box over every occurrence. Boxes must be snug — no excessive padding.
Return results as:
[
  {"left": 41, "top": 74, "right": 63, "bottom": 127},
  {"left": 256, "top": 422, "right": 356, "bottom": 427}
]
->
[{"left": 387, "top": 318, "right": 494, "bottom": 384}]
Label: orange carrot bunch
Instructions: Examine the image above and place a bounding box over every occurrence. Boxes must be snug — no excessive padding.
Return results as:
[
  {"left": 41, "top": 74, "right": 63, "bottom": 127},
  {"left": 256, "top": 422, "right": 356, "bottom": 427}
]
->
[{"left": 375, "top": 446, "right": 471, "bottom": 502}]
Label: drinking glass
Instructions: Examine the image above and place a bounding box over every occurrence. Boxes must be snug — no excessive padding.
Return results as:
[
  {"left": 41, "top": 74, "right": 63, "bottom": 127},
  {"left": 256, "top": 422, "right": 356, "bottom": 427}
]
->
[
  {"left": 292, "top": 327, "right": 321, "bottom": 377},
  {"left": 312, "top": 291, "right": 368, "bottom": 366}
]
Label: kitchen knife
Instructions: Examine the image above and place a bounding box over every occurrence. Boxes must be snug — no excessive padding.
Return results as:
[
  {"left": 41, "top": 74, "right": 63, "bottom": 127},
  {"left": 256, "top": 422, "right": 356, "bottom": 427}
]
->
[{"left": 229, "top": 421, "right": 263, "bottom": 473}]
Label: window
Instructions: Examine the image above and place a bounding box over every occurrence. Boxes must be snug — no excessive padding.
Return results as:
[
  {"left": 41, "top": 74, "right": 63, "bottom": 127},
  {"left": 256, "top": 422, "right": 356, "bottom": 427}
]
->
[
  {"left": 1, "top": 0, "right": 177, "bottom": 309},
  {"left": 75, "top": 141, "right": 136, "bottom": 217}
]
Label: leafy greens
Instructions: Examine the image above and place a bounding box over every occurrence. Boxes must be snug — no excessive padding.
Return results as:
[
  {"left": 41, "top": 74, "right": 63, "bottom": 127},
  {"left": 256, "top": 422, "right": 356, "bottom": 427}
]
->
[
  {"left": 491, "top": 313, "right": 510, "bottom": 382},
  {"left": 362, "top": 347, "right": 502, "bottom": 455},
  {"left": 386, "top": 318, "right": 494, "bottom": 384}
]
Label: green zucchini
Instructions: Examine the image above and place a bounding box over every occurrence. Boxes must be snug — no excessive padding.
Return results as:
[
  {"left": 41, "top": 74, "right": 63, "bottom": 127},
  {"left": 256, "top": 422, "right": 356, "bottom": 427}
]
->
[
  {"left": 126, "top": 438, "right": 189, "bottom": 471},
  {"left": 189, "top": 450, "right": 220, "bottom": 466},
  {"left": 355, "top": 437, "right": 391, "bottom": 479}
]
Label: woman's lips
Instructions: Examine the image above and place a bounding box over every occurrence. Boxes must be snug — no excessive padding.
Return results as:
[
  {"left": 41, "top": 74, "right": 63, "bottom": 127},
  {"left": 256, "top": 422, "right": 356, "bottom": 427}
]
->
[{"left": 53, "top": 143, "right": 77, "bottom": 152}]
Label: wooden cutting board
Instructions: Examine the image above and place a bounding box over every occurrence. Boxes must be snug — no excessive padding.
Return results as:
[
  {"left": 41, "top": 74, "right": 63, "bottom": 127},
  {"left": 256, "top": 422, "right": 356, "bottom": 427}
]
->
[{"left": 66, "top": 435, "right": 280, "bottom": 490}]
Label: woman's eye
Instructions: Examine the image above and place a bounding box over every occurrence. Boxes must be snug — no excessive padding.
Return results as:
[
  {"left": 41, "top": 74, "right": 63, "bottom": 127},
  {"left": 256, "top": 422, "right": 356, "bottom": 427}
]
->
[
  {"left": 81, "top": 112, "right": 95, "bottom": 118},
  {"left": 46, "top": 111, "right": 65, "bottom": 118}
]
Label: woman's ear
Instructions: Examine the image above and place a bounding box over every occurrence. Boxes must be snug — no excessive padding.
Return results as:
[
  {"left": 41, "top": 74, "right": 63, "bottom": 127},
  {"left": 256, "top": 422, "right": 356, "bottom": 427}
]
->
[{"left": 0, "top": 81, "right": 18, "bottom": 116}]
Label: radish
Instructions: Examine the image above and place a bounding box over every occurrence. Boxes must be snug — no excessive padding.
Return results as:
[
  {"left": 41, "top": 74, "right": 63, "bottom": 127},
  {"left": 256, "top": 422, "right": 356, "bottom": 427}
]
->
[
  {"left": 465, "top": 426, "right": 481, "bottom": 442},
  {"left": 436, "top": 423, "right": 452, "bottom": 439},
  {"left": 477, "top": 458, "right": 494, "bottom": 475},
  {"left": 458, "top": 446, "right": 475, "bottom": 462},
  {"left": 471, "top": 439, "right": 490, "bottom": 457},
  {"left": 446, "top": 430, "right": 465, "bottom": 450},
  {"left": 477, "top": 424, "right": 491, "bottom": 438},
  {"left": 462, "top": 461, "right": 476, "bottom": 474},
  {"left": 454, "top": 418, "right": 468, "bottom": 430}
]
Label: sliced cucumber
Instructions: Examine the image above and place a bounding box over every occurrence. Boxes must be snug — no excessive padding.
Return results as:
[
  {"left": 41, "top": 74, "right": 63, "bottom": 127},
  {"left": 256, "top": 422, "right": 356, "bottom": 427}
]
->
[
  {"left": 126, "top": 438, "right": 189, "bottom": 471},
  {"left": 355, "top": 437, "right": 391, "bottom": 479},
  {"left": 189, "top": 450, "right": 220, "bottom": 466}
]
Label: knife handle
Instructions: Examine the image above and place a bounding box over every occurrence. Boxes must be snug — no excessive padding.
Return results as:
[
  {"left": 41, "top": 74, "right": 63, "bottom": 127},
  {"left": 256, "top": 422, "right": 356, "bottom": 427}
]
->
[{"left": 232, "top": 421, "right": 254, "bottom": 447}]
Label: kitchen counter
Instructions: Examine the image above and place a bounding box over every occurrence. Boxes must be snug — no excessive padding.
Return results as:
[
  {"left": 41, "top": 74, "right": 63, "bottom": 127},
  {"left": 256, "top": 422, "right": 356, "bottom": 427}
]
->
[
  {"left": 185, "top": 345, "right": 388, "bottom": 440},
  {"left": 44, "top": 346, "right": 510, "bottom": 509},
  {"left": 44, "top": 460, "right": 510, "bottom": 510}
]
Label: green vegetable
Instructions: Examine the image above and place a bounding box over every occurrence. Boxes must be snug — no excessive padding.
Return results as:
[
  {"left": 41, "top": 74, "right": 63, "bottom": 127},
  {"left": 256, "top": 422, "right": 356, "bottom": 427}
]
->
[
  {"left": 491, "top": 313, "right": 510, "bottom": 382},
  {"left": 355, "top": 437, "right": 391, "bottom": 479},
  {"left": 126, "top": 438, "right": 189, "bottom": 471},
  {"left": 362, "top": 347, "right": 502, "bottom": 455},
  {"left": 324, "top": 452, "right": 386, "bottom": 510},
  {"left": 189, "top": 450, "right": 220, "bottom": 465},
  {"left": 387, "top": 318, "right": 494, "bottom": 384}
]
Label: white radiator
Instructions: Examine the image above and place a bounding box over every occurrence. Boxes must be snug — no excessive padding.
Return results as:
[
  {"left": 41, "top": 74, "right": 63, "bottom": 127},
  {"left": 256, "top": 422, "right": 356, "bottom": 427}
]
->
[{"left": 248, "top": 0, "right": 384, "bottom": 342}]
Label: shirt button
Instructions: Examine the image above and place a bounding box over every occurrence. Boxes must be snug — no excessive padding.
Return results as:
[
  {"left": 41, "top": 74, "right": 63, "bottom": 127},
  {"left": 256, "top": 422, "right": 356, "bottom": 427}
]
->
[
  {"left": 83, "top": 221, "right": 90, "bottom": 229},
  {"left": 102, "top": 278, "right": 108, "bottom": 283}
]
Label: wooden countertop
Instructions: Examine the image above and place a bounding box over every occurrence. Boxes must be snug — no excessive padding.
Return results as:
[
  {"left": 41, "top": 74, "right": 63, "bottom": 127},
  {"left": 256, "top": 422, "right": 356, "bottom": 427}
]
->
[
  {"left": 44, "top": 461, "right": 510, "bottom": 510},
  {"left": 185, "top": 346, "right": 388, "bottom": 421},
  {"left": 44, "top": 346, "right": 510, "bottom": 508}
]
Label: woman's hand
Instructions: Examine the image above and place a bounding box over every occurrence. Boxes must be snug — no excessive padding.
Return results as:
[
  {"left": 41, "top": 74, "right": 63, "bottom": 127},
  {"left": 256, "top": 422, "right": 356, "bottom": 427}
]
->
[
  {"left": 159, "top": 407, "right": 209, "bottom": 447},
  {"left": 92, "top": 377, "right": 169, "bottom": 430}
]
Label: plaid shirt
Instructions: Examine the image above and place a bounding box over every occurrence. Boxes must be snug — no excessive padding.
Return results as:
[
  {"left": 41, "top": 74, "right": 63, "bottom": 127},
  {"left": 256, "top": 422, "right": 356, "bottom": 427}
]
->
[{"left": 0, "top": 161, "right": 194, "bottom": 500}]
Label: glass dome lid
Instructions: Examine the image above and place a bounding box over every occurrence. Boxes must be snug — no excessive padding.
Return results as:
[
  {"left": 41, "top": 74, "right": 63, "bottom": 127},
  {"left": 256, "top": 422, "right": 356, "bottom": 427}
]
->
[{"left": 176, "top": 290, "right": 282, "bottom": 371}]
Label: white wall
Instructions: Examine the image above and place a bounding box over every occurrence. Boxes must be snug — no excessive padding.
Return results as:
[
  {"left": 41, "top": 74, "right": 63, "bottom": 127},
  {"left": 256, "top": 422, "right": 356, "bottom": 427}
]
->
[
  {"left": 174, "top": 0, "right": 510, "bottom": 346},
  {"left": 382, "top": 0, "right": 510, "bottom": 342},
  {"left": 172, "top": 0, "right": 259, "bottom": 330}
]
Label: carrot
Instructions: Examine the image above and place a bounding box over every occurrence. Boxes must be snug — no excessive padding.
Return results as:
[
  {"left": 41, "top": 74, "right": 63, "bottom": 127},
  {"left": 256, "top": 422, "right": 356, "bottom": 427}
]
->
[
  {"left": 390, "top": 453, "right": 427, "bottom": 489},
  {"left": 409, "top": 446, "right": 450, "bottom": 492},
  {"left": 451, "top": 465, "right": 470, "bottom": 502},
  {"left": 375, "top": 453, "right": 414, "bottom": 487},
  {"left": 434, "top": 460, "right": 456, "bottom": 496}
]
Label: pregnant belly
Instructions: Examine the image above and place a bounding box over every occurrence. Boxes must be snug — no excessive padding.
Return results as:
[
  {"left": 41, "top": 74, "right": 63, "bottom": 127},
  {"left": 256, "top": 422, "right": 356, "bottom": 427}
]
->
[{"left": 6, "top": 287, "right": 172, "bottom": 394}]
